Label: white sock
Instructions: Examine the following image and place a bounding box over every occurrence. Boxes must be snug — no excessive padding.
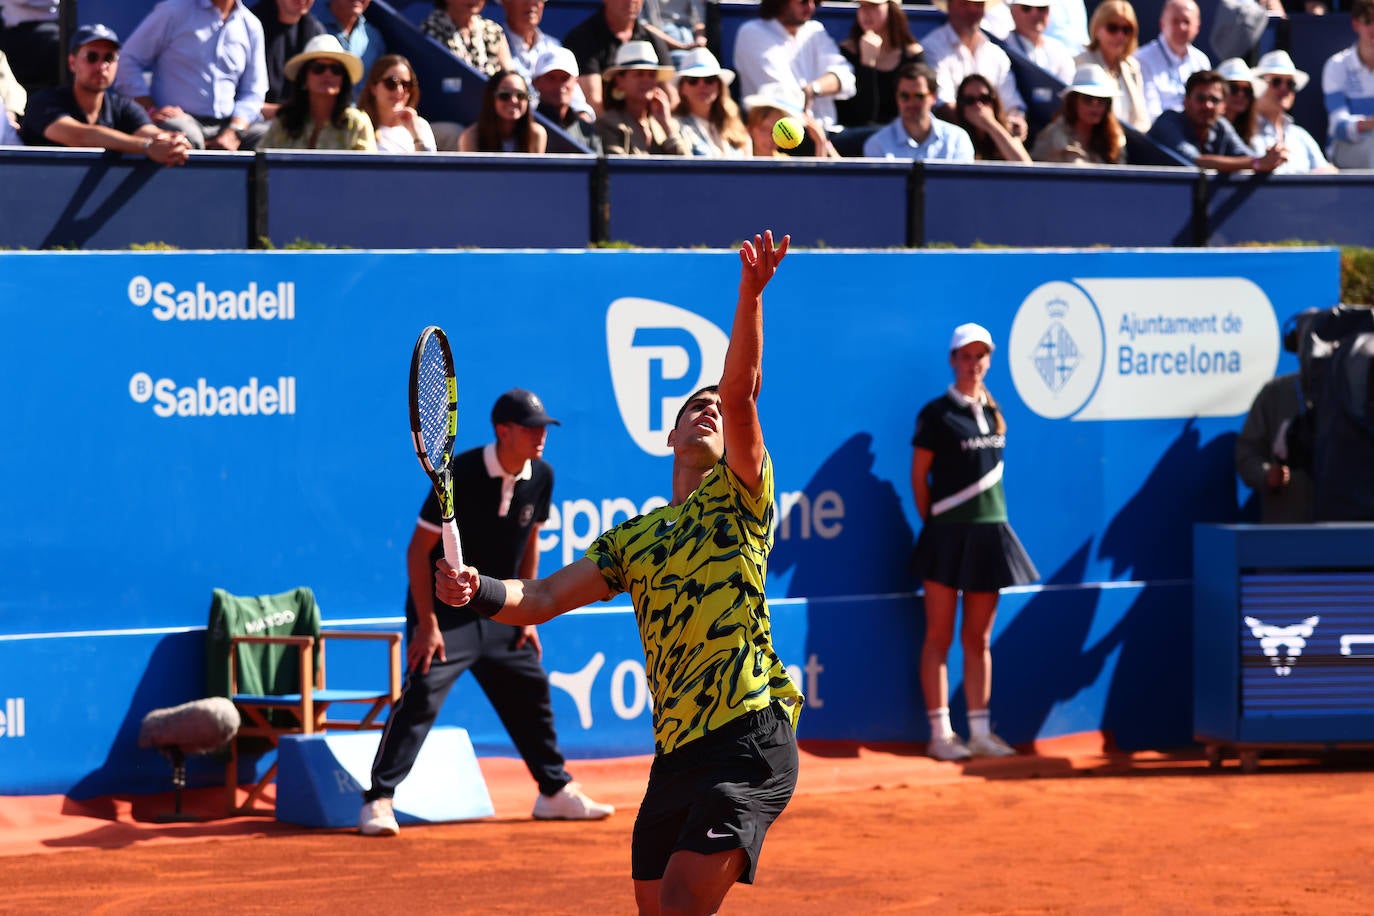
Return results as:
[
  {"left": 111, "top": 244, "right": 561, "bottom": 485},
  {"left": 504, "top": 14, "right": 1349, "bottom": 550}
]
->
[
  {"left": 927, "top": 707, "right": 954, "bottom": 740},
  {"left": 968, "top": 709, "right": 991, "bottom": 740}
]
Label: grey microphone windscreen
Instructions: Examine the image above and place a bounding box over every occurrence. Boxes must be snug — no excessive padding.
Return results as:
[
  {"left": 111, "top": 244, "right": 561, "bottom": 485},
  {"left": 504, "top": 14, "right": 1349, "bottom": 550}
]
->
[{"left": 138, "top": 697, "right": 241, "bottom": 755}]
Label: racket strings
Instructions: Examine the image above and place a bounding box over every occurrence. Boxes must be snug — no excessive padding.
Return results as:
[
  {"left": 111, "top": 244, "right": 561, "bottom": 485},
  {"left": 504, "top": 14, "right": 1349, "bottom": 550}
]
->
[{"left": 416, "top": 339, "right": 454, "bottom": 467}]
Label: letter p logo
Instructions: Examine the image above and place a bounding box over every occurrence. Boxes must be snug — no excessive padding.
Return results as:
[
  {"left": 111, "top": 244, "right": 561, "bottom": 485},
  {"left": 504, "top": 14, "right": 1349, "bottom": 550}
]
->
[{"left": 607, "top": 298, "right": 729, "bottom": 456}]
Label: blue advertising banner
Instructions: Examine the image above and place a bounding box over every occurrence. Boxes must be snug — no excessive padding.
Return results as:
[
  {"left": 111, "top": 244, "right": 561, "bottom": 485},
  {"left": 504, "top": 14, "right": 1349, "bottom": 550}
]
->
[{"left": 0, "top": 246, "right": 1339, "bottom": 796}]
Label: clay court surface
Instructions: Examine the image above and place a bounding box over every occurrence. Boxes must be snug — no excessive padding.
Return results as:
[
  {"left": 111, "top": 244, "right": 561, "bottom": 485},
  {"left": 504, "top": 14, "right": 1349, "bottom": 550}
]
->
[{"left": 4, "top": 735, "right": 1373, "bottom": 914}]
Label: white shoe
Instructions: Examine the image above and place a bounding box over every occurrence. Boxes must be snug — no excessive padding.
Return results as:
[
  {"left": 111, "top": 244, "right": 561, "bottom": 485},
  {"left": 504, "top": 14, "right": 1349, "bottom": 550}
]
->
[
  {"left": 967, "top": 733, "right": 1017, "bottom": 758},
  {"left": 532, "top": 782, "right": 615, "bottom": 820},
  {"left": 927, "top": 733, "right": 972, "bottom": 761},
  {"left": 358, "top": 798, "right": 400, "bottom": 836}
]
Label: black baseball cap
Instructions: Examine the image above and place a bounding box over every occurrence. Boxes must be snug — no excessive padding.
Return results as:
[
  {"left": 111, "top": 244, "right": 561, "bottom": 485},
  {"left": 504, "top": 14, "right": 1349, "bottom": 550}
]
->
[
  {"left": 70, "top": 24, "right": 121, "bottom": 54},
  {"left": 491, "top": 388, "right": 561, "bottom": 427}
]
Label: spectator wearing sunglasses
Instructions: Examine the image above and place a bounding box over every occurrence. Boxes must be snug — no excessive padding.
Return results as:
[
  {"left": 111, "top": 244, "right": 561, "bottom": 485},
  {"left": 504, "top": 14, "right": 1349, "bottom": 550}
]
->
[
  {"left": 922, "top": 0, "right": 1027, "bottom": 140},
  {"left": 673, "top": 48, "right": 750, "bottom": 157},
  {"left": 1252, "top": 51, "right": 1334, "bottom": 173},
  {"left": 115, "top": 0, "right": 268, "bottom": 150},
  {"left": 950, "top": 73, "right": 1031, "bottom": 160},
  {"left": 863, "top": 61, "right": 973, "bottom": 160},
  {"left": 1321, "top": 0, "right": 1374, "bottom": 169},
  {"left": 360, "top": 54, "right": 437, "bottom": 152},
  {"left": 1031, "top": 63, "right": 1126, "bottom": 163},
  {"left": 1075, "top": 0, "right": 1149, "bottom": 131},
  {"left": 1004, "top": 0, "right": 1075, "bottom": 85},
  {"left": 1135, "top": 0, "right": 1210, "bottom": 123},
  {"left": 460, "top": 69, "right": 548, "bottom": 152},
  {"left": 1215, "top": 56, "right": 1260, "bottom": 153},
  {"left": 20, "top": 24, "right": 191, "bottom": 166},
  {"left": 1147, "top": 68, "right": 1284, "bottom": 171},
  {"left": 251, "top": 0, "right": 326, "bottom": 123},
  {"left": 261, "top": 35, "right": 376, "bottom": 149},
  {"left": 596, "top": 40, "right": 689, "bottom": 154}
]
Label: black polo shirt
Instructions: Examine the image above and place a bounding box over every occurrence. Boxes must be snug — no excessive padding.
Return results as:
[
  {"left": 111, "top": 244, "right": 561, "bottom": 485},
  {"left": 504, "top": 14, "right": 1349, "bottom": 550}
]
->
[{"left": 20, "top": 85, "right": 151, "bottom": 146}]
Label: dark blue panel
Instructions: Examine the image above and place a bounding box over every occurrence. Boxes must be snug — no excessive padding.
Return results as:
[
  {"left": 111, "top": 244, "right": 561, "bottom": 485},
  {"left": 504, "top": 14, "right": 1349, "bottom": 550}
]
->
[
  {"left": 605, "top": 157, "right": 913, "bottom": 248},
  {"left": 262, "top": 150, "right": 595, "bottom": 248},
  {"left": 0, "top": 148, "right": 250, "bottom": 249},
  {"left": 1207, "top": 173, "right": 1374, "bottom": 248},
  {"left": 923, "top": 161, "right": 1199, "bottom": 247}
]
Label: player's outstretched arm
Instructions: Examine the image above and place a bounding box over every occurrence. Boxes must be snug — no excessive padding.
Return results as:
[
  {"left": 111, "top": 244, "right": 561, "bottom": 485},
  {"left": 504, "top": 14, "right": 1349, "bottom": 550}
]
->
[
  {"left": 720, "top": 230, "right": 789, "bottom": 495},
  {"left": 435, "top": 557, "right": 612, "bottom": 625}
]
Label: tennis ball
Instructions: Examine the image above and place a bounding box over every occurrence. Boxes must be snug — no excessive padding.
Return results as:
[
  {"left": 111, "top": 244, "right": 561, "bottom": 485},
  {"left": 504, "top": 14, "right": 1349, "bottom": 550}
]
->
[{"left": 772, "top": 116, "right": 803, "bottom": 150}]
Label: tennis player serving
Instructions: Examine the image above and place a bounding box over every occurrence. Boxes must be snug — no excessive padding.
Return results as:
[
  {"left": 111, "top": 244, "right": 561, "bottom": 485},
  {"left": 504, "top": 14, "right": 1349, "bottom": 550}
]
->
[{"left": 437, "top": 230, "right": 802, "bottom": 915}]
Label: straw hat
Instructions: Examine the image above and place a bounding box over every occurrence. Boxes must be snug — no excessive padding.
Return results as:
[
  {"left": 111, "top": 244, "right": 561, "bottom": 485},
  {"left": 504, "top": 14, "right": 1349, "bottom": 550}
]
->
[
  {"left": 1061, "top": 64, "right": 1119, "bottom": 99},
  {"left": 602, "top": 40, "right": 675, "bottom": 84},
  {"left": 1253, "top": 49, "right": 1310, "bottom": 93},
  {"left": 284, "top": 34, "right": 364, "bottom": 85}
]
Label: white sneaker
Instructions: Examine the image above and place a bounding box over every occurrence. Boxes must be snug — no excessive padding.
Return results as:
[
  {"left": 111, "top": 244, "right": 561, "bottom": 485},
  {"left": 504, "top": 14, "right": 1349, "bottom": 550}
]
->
[
  {"left": 927, "top": 733, "right": 972, "bottom": 762},
  {"left": 532, "top": 782, "right": 615, "bottom": 820},
  {"left": 358, "top": 798, "right": 400, "bottom": 836},
  {"left": 967, "top": 733, "right": 1017, "bottom": 758}
]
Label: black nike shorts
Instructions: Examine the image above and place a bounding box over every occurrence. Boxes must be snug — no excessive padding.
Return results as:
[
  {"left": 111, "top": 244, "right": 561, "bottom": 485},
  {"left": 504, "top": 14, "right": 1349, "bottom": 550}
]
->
[{"left": 631, "top": 702, "right": 799, "bottom": 885}]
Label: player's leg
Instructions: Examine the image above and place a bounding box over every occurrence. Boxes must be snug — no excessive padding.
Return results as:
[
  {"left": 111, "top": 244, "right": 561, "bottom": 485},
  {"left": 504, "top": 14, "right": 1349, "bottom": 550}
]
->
[
  {"left": 472, "top": 620, "right": 613, "bottom": 817},
  {"left": 920, "top": 579, "right": 968, "bottom": 760},
  {"left": 960, "top": 589, "right": 1014, "bottom": 756}
]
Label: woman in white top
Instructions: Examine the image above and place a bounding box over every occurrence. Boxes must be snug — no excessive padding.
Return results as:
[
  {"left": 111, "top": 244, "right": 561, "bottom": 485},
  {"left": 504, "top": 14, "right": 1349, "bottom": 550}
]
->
[
  {"left": 360, "top": 55, "right": 437, "bottom": 153},
  {"left": 671, "top": 48, "right": 750, "bottom": 158}
]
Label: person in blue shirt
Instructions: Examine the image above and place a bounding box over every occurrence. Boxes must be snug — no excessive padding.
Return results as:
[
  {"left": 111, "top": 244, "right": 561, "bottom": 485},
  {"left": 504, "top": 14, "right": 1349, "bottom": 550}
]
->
[
  {"left": 863, "top": 61, "right": 974, "bottom": 161},
  {"left": 114, "top": 0, "right": 268, "bottom": 150},
  {"left": 1146, "top": 69, "right": 1284, "bottom": 172},
  {"left": 318, "top": 0, "right": 385, "bottom": 90}
]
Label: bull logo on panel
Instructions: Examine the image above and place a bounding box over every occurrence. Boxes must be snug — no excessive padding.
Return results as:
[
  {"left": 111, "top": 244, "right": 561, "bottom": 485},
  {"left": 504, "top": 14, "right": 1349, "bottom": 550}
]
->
[
  {"left": 606, "top": 299, "right": 729, "bottom": 456},
  {"left": 1244, "top": 615, "right": 1320, "bottom": 676}
]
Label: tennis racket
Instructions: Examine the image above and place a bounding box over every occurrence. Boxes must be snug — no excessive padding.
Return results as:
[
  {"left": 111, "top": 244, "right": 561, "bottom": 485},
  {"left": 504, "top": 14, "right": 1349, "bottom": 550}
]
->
[{"left": 409, "top": 325, "right": 464, "bottom": 570}]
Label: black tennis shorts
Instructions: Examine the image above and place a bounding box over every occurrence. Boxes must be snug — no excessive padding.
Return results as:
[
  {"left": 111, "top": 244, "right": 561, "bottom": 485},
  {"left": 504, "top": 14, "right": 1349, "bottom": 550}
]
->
[{"left": 631, "top": 702, "right": 799, "bottom": 885}]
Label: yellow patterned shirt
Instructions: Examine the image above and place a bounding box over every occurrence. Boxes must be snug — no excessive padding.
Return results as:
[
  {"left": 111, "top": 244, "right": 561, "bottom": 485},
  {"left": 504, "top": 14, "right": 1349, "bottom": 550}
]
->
[{"left": 586, "top": 451, "right": 802, "bottom": 755}]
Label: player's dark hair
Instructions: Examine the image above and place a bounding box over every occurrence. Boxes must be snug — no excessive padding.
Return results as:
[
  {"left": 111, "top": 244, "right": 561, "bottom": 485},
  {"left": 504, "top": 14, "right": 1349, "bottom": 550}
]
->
[{"left": 674, "top": 386, "right": 720, "bottom": 428}]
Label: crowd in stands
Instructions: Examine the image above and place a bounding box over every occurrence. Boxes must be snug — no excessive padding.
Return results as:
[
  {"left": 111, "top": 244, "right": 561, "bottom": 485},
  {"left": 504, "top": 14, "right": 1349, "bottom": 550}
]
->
[{"left": 0, "top": 0, "right": 1370, "bottom": 171}]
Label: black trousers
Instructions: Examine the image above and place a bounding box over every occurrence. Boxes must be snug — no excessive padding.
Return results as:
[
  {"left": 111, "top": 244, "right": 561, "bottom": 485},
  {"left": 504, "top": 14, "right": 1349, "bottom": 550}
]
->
[{"left": 365, "top": 616, "right": 571, "bottom": 800}]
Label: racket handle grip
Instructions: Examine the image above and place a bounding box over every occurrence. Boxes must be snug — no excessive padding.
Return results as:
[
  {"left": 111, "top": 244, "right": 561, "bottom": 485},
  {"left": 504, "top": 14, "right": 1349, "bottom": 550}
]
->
[{"left": 441, "top": 517, "right": 465, "bottom": 571}]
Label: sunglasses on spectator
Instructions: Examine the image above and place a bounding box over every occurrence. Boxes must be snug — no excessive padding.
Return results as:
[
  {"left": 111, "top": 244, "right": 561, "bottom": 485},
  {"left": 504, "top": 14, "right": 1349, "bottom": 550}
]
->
[
  {"left": 308, "top": 61, "right": 346, "bottom": 76},
  {"left": 1227, "top": 83, "right": 1253, "bottom": 96},
  {"left": 495, "top": 89, "right": 529, "bottom": 102},
  {"left": 1266, "top": 76, "right": 1297, "bottom": 90},
  {"left": 959, "top": 93, "right": 994, "bottom": 106},
  {"left": 380, "top": 76, "right": 413, "bottom": 91},
  {"left": 81, "top": 50, "right": 119, "bottom": 65},
  {"left": 680, "top": 76, "right": 719, "bottom": 86},
  {"left": 1103, "top": 21, "right": 1135, "bottom": 35}
]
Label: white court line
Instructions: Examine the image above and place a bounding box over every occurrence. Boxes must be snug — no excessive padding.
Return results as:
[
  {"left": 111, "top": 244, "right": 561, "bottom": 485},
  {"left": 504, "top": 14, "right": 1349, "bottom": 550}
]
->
[{"left": 0, "top": 579, "right": 1187, "bottom": 642}]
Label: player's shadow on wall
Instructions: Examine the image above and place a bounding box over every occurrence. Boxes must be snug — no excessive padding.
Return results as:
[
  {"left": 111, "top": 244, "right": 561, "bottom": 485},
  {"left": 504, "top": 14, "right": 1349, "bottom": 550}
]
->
[
  {"left": 770, "top": 432, "right": 916, "bottom": 600},
  {"left": 1094, "top": 420, "right": 1242, "bottom": 750}
]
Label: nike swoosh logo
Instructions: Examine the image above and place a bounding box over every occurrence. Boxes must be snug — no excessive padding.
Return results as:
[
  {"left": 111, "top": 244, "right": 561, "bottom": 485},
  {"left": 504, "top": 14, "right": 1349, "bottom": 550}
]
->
[{"left": 706, "top": 828, "right": 731, "bottom": 839}]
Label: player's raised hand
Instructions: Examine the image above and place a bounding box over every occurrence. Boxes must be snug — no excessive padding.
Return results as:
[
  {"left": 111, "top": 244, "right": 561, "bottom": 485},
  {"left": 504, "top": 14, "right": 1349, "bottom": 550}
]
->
[{"left": 739, "top": 230, "right": 789, "bottom": 299}]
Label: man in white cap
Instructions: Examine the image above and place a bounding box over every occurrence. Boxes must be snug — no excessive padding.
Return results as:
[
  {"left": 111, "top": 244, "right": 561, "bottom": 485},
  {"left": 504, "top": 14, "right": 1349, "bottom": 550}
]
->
[
  {"left": 533, "top": 47, "right": 602, "bottom": 152},
  {"left": 21, "top": 24, "right": 191, "bottom": 166},
  {"left": 733, "top": 0, "right": 854, "bottom": 132},
  {"left": 1252, "top": 50, "right": 1334, "bottom": 174},
  {"left": 922, "top": 0, "right": 1028, "bottom": 139},
  {"left": 562, "top": 0, "right": 672, "bottom": 115},
  {"left": 1136, "top": 0, "right": 1210, "bottom": 122},
  {"left": 503, "top": 0, "right": 595, "bottom": 121},
  {"left": 1004, "top": 0, "right": 1075, "bottom": 83},
  {"left": 115, "top": 0, "right": 268, "bottom": 150}
]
